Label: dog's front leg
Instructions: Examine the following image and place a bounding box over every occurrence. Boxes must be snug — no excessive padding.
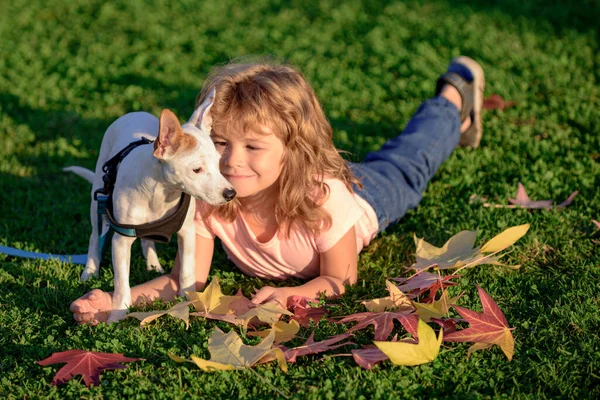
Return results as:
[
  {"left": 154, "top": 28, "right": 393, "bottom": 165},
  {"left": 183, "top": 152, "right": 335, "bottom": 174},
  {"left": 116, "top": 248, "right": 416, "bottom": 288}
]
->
[
  {"left": 177, "top": 224, "right": 197, "bottom": 298},
  {"left": 107, "top": 234, "right": 137, "bottom": 323}
]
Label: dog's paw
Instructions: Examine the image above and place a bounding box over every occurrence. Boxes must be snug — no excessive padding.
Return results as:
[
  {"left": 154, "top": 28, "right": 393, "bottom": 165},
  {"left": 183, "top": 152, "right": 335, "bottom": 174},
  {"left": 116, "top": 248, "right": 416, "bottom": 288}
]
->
[
  {"left": 80, "top": 270, "right": 98, "bottom": 281},
  {"left": 146, "top": 261, "right": 165, "bottom": 274},
  {"left": 107, "top": 309, "right": 128, "bottom": 324}
]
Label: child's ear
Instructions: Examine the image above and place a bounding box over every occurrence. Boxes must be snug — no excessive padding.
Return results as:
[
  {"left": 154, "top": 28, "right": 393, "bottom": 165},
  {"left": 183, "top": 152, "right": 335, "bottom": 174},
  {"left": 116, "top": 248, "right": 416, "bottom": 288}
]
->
[
  {"left": 154, "top": 109, "right": 184, "bottom": 160},
  {"left": 187, "top": 88, "right": 216, "bottom": 134}
]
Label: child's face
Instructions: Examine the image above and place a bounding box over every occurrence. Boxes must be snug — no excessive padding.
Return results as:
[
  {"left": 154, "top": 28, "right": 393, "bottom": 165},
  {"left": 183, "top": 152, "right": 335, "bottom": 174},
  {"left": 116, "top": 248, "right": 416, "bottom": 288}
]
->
[{"left": 210, "top": 125, "right": 285, "bottom": 201}]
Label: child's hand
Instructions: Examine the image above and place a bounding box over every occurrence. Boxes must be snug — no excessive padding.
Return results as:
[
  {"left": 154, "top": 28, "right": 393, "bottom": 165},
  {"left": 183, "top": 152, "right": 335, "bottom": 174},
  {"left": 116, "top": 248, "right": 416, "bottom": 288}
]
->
[{"left": 251, "top": 286, "right": 290, "bottom": 309}]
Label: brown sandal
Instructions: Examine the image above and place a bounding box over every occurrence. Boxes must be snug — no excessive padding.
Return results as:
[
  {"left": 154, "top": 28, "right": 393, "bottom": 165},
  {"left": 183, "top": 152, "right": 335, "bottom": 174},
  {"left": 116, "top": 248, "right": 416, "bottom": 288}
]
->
[{"left": 435, "top": 56, "right": 485, "bottom": 148}]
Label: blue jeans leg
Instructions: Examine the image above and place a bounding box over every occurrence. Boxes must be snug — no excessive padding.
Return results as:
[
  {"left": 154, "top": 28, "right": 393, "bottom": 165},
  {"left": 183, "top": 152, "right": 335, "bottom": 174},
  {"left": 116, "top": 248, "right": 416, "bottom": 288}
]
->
[{"left": 350, "top": 96, "right": 461, "bottom": 233}]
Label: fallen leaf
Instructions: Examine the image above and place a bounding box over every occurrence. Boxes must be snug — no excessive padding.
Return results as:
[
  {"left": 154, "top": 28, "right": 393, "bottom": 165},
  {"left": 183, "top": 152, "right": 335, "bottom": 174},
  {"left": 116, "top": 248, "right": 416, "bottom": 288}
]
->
[
  {"left": 361, "top": 280, "right": 414, "bottom": 312},
  {"left": 337, "top": 311, "right": 418, "bottom": 341},
  {"left": 508, "top": 182, "right": 578, "bottom": 209},
  {"left": 412, "top": 291, "right": 460, "bottom": 322},
  {"left": 187, "top": 279, "right": 244, "bottom": 314},
  {"left": 125, "top": 301, "right": 192, "bottom": 328},
  {"left": 482, "top": 94, "right": 516, "bottom": 110},
  {"left": 287, "top": 296, "right": 327, "bottom": 327},
  {"left": 411, "top": 230, "right": 480, "bottom": 271},
  {"left": 36, "top": 350, "right": 142, "bottom": 387},
  {"left": 480, "top": 224, "right": 530, "bottom": 253},
  {"left": 374, "top": 319, "right": 443, "bottom": 366},
  {"left": 247, "top": 320, "right": 301, "bottom": 344},
  {"left": 444, "top": 285, "right": 515, "bottom": 361},
  {"left": 189, "top": 311, "right": 243, "bottom": 325},
  {"left": 351, "top": 345, "right": 389, "bottom": 370},
  {"left": 170, "top": 327, "right": 287, "bottom": 372},
  {"left": 236, "top": 303, "right": 293, "bottom": 333},
  {"left": 430, "top": 317, "right": 459, "bottom": 334},
  {"left": 394, "top": 272, "right": 460, "bottom": 302},
  {"left": 278, "top": 332, "right": 354, "bottom": 362}
]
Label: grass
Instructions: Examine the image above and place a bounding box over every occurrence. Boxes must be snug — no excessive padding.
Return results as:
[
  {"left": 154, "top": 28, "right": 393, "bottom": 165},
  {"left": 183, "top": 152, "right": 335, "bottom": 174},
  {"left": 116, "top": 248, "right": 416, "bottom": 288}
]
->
[{"left": 1, "top": 0, "right": 599, "bottom": 398}]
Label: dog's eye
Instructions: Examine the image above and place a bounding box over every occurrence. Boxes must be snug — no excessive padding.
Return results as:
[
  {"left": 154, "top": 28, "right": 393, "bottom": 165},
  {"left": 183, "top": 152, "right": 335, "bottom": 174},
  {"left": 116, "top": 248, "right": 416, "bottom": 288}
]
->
[{"left": 193, "top": 167, "right": 203, "bottom": 174}]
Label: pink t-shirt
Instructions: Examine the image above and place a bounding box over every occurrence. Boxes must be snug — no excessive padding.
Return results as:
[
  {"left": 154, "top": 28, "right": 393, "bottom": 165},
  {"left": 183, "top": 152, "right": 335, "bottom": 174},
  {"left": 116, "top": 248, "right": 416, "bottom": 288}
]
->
[{"left": 194, "top": 178, "right": 379, "bottom": 280}]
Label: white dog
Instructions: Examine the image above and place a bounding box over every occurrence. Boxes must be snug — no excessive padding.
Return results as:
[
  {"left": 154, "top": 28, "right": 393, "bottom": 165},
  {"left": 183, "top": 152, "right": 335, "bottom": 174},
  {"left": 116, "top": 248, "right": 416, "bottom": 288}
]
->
[{"left": 65, "top": 89, "right": 235, "bottom": 322}]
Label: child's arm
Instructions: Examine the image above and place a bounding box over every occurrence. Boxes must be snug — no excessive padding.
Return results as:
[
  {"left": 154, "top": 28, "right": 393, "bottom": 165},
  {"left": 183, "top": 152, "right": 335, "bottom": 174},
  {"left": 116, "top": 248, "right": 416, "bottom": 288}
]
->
[{"left": 251, "top": 227, "right": 358, "bottom": 306}]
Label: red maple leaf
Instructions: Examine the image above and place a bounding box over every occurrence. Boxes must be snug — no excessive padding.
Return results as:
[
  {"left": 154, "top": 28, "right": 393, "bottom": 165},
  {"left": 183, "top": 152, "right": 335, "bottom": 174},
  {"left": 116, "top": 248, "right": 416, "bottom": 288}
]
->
[
  {"left": 508, "top": 182, "right": 578, "bottom": 209},
  {"left": 287, "top": 295, "right": 327, "bottom": 327},
  {"left": 352, "top": 345, "right": 389, "bottom": 370},
  {"left": 337, "top": 312, "right": 418, "bottom": 341},
  {"left": 36, "top": 350, "right": 142, "bottom": 387},
  {"left": 444, "top": 286, "right": 515, "bottom": 360},
  {"left": 394, "top": 272, "right": 461, "bottom": 302},
  {"left": 482, "top": 94, "right": 516, "bottom": 110},
  {"left": 278, "top": 332, "right": 353, "bottom": 362}
]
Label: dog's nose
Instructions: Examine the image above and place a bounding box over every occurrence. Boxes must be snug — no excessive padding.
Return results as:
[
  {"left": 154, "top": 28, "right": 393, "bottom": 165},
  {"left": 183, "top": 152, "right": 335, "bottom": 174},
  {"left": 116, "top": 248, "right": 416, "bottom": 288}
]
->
[{"left": 223, "top": 188, "right": 236, "bottom": 201}]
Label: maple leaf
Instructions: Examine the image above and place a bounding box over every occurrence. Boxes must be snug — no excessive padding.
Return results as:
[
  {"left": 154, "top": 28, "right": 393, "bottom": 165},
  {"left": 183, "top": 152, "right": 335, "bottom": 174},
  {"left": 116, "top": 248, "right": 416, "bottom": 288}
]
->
[
  {"left": 444, "top": 285, "right": 515, "bottom": 361},
  {"left": 430, "top": 317, "right": 459, "bottom": 334},
  {"left": 412, "top": 291, "right": 460, "bottom": 322},
  {"left": 411, "top": 230, "right": 480, "bottom": 271},
  {"left": 410, "top": 225, "right": 529, "bottom": 273},
  {"left": 337, "top": 311, "right": 418, "bottom": 341},
  {"left": 361, "top": 280, "right": 415, "bottom": 312},
  {"left": 287, "top": 295, "right": 327, "bottom": 327},
  {"left": 247, "top": 320, "right": 301, "bottom": 344},
  {"left": 236, "top": 303, "right": 293, "bottom": 334},
  {"left": 508, "top": 182, "right": 578, "bottom": 209},
  {"left": 374, "top": 319, "right": 443, "bottom": 366},
  {"left": 482, "top": 94, "right": 516, "bottom": 110},
  {"left": 125, "top": 301, "right": 192, "bottom": 328},
  {"left": 278, "top": 332, "right": 354, "bottom": 362},
  {"left": 186, "top": 278, "right": 244, "bottom": 314},
  {"left": 352, "top": 345, "right": 389, "bottom": 370},
  {"left": 189, "top": 311, "right": 243, "bottom": 325},
  {"left": 36, "top": 350, "right": 142, "bottom": 387},
  {"left": 480, "top": 224, "right": 530, "bottom": 253},
  {"left": 169, "top": 327, "right": 287, "bottom": 372},
  {"left": 394, "top": 272, "right": 460, "bottom": 302}
]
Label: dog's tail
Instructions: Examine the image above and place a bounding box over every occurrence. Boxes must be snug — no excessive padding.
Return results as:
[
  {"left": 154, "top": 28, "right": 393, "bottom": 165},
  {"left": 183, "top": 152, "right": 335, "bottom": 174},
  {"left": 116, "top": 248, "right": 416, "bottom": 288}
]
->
[{"left": 63, "top": 166, "right": 95, "bottom": 184}]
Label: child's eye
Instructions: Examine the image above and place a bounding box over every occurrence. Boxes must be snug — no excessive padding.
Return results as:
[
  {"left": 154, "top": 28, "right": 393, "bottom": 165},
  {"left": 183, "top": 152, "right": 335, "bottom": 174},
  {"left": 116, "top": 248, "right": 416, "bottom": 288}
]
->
[
  {"left": 246, "top": 145, "right": 261, "bottom": 151},
  {"left": 213, "top": 141, "right": 227, "bottom": 147}
]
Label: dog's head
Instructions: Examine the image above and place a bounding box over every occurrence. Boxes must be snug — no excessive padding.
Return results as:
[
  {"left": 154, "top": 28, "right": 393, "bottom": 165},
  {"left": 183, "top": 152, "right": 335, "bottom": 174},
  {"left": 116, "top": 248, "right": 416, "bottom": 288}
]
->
[{"left": 153, "top": 89, "right": 236, "bottom": 205}]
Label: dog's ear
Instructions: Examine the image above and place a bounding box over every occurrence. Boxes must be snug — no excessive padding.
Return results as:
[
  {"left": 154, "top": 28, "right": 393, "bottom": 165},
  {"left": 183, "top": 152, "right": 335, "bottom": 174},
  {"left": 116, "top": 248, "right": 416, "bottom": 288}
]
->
[
  {"left": 187, "top": 88, "right": 216, "bottom": 134},
  {"left": 154, "top": 109, "right": 186, "bottom": 160}
]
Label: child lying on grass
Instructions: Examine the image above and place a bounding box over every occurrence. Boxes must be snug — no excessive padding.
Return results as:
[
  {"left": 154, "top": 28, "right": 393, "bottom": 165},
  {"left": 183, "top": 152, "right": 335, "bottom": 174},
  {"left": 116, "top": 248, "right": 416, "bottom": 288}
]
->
[{"left": 71, "top": 56, "right": 485, "bottom": 324}]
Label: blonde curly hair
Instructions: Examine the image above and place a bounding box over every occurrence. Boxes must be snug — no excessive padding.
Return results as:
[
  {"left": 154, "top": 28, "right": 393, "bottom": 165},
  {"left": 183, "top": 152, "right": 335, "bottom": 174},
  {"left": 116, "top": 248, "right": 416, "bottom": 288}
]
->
[{"left": 195, "top": 58, "right": 360, "bottom": 237}]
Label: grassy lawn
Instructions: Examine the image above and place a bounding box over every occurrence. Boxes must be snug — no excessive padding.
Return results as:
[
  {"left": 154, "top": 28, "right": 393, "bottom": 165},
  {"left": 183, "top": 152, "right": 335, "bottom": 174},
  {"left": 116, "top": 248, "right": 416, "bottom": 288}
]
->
[{"left": 1, "top": 0, "right": 599, "bottom": 398}]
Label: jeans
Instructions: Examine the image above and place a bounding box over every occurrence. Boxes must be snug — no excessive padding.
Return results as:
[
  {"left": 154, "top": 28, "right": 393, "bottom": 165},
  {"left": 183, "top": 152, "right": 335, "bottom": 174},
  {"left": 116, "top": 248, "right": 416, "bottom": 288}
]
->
[{"left": 349, "top": 96, "right": 461, "bottom": 233}]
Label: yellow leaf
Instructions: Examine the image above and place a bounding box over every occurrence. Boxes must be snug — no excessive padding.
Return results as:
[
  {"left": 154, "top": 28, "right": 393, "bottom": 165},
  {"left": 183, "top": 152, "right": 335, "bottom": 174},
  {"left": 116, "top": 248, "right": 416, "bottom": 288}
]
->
[
  {"left": 125, "top": 301, "right": 191, "bottom": 328},
  {"left": 374, "top": 319, "right": 443, "bottom": 366},
  {"left": 412, "top": 291, "right": 459, "bottom": 322},
  {"left": 412, "top": 230, "right": 480, "bottom": 270},
  {"left": 186, "top": 278, "right": 243, "bottom": 314},
  {"left": 236, "top": 303, "right": 293, "bottom": 334},
  {"left": 247, "top": 320, "right": 300, "bottom": 344},
  {"left": 480, "top": 224, "right": 530, "bottom": 253},
  {"left": 362, "top": 280, "right": 415, "bottom": 312},
  {"left": 187, "top": 327, "right": 287, "bottom": 372}
]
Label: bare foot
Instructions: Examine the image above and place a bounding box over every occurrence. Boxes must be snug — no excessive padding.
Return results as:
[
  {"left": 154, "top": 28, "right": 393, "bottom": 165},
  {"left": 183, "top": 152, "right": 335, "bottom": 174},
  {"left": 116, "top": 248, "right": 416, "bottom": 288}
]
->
[{"left": 70, "top": 289, "right": 113, "bottom": 325}]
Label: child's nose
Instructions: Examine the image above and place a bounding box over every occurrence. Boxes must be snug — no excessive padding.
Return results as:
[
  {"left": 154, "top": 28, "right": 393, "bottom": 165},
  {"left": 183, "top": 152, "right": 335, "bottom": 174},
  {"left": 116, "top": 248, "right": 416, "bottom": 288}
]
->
[{"left": 222, "top": 145, "right": 244, "bottom": 168}]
